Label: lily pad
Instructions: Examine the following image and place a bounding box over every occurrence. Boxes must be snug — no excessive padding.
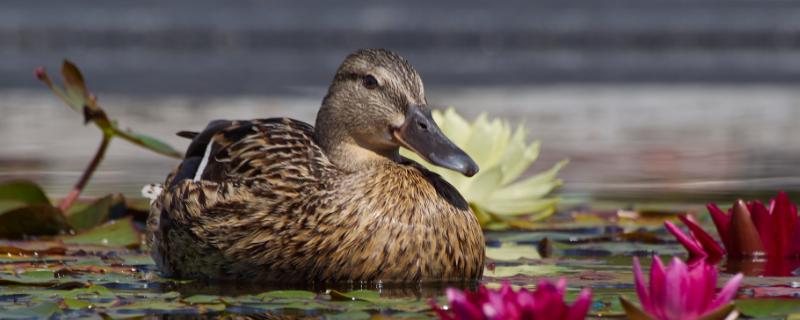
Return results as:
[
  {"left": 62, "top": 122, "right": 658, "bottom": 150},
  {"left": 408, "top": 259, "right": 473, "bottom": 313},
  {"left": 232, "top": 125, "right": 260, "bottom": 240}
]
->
[
  {"left": 62, "top": 217, "right": 140, "bottom": 248},
  {"left": 67, "top": 194, "right": 126, "bottom": 231},
  {"left": 483, "top": 264, "right": 568, "bottom": 278},
  {"left": 736, "top": 298, "right": 800, "bottom": 317},
  {"left": 258, "top": 290, "right": 317, "bottom": 300},
  {"left": 486, "top": 243, "right": 542, "bottom": 261},
  {"left": 0, "top": 204, "right": 68, "bottom": 239},
  {"left": 0, "top": 301, "right": 63, "bottom": 319}
]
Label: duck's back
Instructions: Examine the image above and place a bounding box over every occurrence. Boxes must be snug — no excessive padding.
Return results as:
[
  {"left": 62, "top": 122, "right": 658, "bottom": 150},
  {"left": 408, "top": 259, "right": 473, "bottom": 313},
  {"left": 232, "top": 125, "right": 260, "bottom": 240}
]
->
[{"left": 148, "top": 118, "right": 484, "bottom": 282}]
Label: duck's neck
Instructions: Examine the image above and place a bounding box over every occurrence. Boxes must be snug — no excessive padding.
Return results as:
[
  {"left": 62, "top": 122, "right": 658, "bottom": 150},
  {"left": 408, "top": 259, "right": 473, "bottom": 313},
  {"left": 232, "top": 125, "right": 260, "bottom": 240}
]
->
[{"left": 314, "top": 104, "right": 400, "bottom": 172}]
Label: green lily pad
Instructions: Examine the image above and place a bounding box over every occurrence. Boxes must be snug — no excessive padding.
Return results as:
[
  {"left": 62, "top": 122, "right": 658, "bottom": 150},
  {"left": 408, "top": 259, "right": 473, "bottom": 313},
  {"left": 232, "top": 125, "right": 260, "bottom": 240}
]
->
[
  {"left": 258, "top": 290, "right": 317, "bottom": 300},
  {"left": 736, "top": 298, "right": 800, "bottom": 317},
  {"left": 67, "top": 194, "right": 126, "bottom": 231},
  {"left": 0, "top": 204, "right": 68, "bottom": 239},
  {"left": 62, "top": 217, "right": 140, "bottom": 248},
  {"left": 483, "top": 264, "right": 567, "bottom": 278},
  {"left": 184, "top": 294, "right": 222, "bottom": 304},
  {"left": 329, "top": 290, "right": 381, "bottom": 302},
  {"left": 486, "top": 243, "right": 542, "bottom": 261},
  {"left": 0, "top": 301, "right": 63, "bottom": 319},
  {"left": 326, "top": 310, "right": 371, "bottom": 319}
]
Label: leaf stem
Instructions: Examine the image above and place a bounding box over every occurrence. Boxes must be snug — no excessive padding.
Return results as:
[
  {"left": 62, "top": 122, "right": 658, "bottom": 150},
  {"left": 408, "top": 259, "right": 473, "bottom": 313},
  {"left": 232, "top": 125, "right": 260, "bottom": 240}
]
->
[{"left": 58, "top": 134, "right": 112, "bottom": 212}]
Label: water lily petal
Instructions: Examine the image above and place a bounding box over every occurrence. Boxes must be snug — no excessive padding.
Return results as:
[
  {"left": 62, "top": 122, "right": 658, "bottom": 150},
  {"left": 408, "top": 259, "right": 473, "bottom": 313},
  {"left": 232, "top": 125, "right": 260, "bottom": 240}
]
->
[
  {"left": 488, "top": 178, "right": 561, "bottom": 203},
  {"left": 632, "top": 257, "right": 651, "bottom": 312},
  {"left": 499, "top": 130, "right": 540, "bottom": 185},
  {"left": 447, "top": 288, "right": 484, "bottom": 320},
  {"left": 684, "top": 261, "right": 714, "bottom": 317},
  {"left": 481, "top": 197, "right": 559, "bottom": 217},
  {"left": 748, "top": 200, "right": 775, "bottom": 257},
  {"left": 706, "top": 203, "right": 731, "bottom": 250},
  {"left": 664, "top": 220, "right": 707, "bottom": 258},
  {"left": 566, "top": 288, "right": 593, "bottom": 320},
  {"left": 664, "top": 257, "right": 690, "bottom": 320},
  {"left": 462, "top": 166, "right": 504, "bottom": 203},
  {"left": 680, "top": 215, "right": 726, "bottom": 257},
  {"left": 648, "top": 256, "right": 667, "bottom": 319},
  {"left": 531, "top": 281, "right": 567, "bottom": 319},
  {"left": 771, "top": 192, "right": 798, "bottom": 257},
  {"left": 436, "top": 108, "right": 471, "bottom": 147},
  {"left": 496, "top": 159, "right": 568, "bottom": 194},
  {"left": 708, "top": 273, "right": 743, "bottom": 312},
  {"left": 729, "top": 200, "right": 766, "bottom": 257}
]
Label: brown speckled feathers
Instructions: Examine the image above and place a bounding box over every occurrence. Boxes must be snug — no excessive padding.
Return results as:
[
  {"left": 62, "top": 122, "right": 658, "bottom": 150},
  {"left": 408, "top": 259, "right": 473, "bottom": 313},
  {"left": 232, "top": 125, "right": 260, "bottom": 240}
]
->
[
  {"left": 148, "top": 118, "right": 484, "bottom": 282},
  {"left": 147, "top": 48, "right": 485, "bottom": 283}
]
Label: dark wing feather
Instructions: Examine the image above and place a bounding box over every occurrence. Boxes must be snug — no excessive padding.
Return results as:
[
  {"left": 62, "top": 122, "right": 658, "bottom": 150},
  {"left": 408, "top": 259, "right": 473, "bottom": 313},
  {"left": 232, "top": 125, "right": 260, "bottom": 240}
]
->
[{"left": 167, "top": 118, "right": 335, "bottom": 190}]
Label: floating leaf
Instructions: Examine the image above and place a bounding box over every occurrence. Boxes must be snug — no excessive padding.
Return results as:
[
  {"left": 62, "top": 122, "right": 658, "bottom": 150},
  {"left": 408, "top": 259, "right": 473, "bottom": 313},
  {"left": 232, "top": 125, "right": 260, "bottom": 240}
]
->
[
  {"left": 0, "top": 301, "right": 63, "bottom": 319},
  {"left": 258, "top": 290, "right": 317, "bottom": 300},
  {"left": 483, "top": 264, "right": 567, "bottom": 278},
  {"left": 62, "top": 217, "right": 140, "bottom": 248},
  {"left": 184, "top": 294, "right": 222, "bottom": 304},
  {"left": 67, "top": 194, "right": 126, "bottom": 231},
  {"left": 737, "top": 299, "right": 800, "bottom": 317},
  {"left": 0, "top": 204, "right": 68, "bottom": 239},
  {"left": 329, "top": 290, "right": 381, "bottom": 302},
  {"left": 326, "top": 311, "right": 371, "bottom": 319},
  {"left": 486, "top": 243, "right": 542, "bottom": 261}
]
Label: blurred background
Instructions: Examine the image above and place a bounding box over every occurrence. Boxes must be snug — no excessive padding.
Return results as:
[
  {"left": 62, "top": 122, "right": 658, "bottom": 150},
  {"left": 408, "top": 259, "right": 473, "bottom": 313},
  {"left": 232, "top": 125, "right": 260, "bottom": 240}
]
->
[{"left": 2, "top": 0, "right": 800, "bottom": 201}]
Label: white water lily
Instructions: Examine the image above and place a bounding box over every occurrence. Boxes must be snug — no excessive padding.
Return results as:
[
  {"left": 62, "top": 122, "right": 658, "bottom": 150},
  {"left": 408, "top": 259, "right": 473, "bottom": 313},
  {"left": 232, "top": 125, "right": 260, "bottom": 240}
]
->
[{"left": 401, "top": 108, "right": 567, "bottom": 229}]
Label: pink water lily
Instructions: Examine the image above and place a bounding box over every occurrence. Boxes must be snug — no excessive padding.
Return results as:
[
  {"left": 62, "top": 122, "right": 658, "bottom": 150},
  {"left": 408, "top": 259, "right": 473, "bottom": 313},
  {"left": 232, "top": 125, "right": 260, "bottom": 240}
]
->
[
  {"left": 667, "top": 192, "right": 800, "bottom": 258},
  {"left": 431, "top": 279, "right": 592, "bottom": 320},
  {"left": 664, "top": 215, "right": 725, "bottom": 260},
  {"left": 621, "top": 257, "right": 742, "bottom": 320}
]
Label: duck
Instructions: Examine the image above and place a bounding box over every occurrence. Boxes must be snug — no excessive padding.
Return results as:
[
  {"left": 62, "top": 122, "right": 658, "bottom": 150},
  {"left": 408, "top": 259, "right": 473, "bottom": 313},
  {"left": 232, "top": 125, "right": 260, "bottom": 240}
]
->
[{"left": 146, "top": 48, "right": 485, "bottom": 283}]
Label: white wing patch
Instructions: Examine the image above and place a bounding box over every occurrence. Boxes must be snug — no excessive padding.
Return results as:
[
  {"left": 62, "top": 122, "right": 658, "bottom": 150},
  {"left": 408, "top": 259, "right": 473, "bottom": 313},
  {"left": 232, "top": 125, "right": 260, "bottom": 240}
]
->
[{"left": 194, "top": 141, "right": 215, "bottom": 181}]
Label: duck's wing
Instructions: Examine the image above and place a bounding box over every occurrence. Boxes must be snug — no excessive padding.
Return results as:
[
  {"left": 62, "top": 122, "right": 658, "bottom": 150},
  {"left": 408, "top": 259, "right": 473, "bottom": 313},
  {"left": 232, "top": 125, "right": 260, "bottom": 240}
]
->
[{"left": 166, "top": 117, "right": 336, "bottom": 189}]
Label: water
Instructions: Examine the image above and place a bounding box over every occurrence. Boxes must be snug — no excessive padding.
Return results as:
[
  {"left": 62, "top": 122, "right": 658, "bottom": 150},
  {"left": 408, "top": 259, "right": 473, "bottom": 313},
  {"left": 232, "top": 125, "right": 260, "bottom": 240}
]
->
[{"left": 2, "top": 84, "right": 800, "bottom": 202}]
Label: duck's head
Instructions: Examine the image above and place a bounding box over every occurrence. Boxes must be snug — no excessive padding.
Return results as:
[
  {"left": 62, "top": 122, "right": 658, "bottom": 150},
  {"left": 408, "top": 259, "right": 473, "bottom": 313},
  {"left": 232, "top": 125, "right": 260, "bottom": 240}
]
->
[{"left": 315, "top": 48, "right": 478, "bottom": 177}]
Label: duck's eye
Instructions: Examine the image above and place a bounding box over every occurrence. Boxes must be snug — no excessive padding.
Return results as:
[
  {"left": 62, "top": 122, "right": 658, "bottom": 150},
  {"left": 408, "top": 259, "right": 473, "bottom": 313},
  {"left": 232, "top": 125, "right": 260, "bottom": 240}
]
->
[{"left": 363, "top": 75, "right": 379, "bottom": 89}]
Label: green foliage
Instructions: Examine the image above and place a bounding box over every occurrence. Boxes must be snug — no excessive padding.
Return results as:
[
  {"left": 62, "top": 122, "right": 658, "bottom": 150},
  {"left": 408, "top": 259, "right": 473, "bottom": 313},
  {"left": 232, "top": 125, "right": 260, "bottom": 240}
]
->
[
  {"left": 67, "top": 194, "right": 126, "bottom": 231},
  {"left": 37, "top": 61, "right": 181, "bottom": 158},
  {"left": 62, "top": 217, "right": 140, "bottom": 248},
  {"left": 0, "top": 181, "right": 50, "bottom": 205},
  {"left": 0, "top": 61, "right": 183, "bottom": 240},
  {"left": 0, "top": 205, "right": 69, "bottom": 239}
]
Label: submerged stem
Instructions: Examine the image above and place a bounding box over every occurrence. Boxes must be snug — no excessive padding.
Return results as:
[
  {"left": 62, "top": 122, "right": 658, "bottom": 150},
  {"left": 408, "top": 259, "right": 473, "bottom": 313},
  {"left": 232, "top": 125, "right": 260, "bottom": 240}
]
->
[{"left": 58, "top": 134, "right": 112, "bottom": 212}]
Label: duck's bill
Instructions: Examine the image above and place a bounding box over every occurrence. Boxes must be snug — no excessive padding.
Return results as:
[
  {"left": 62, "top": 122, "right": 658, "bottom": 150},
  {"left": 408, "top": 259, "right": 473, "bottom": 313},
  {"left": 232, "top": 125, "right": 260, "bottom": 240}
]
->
[{"left": 393, "top": 106, "right": 479, "bottom": 177}]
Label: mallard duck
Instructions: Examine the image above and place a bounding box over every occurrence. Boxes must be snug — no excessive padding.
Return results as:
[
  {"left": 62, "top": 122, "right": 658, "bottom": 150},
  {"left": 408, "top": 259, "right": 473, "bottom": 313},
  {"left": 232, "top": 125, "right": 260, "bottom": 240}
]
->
[{"left": 147, "top": 48, "right": 485, "bottom": 283}]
